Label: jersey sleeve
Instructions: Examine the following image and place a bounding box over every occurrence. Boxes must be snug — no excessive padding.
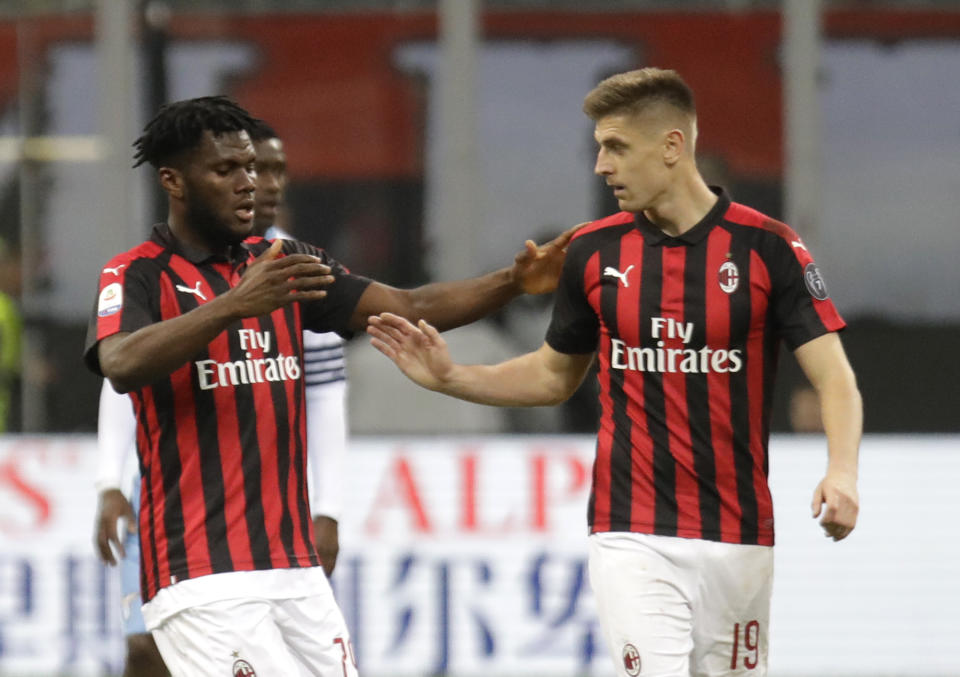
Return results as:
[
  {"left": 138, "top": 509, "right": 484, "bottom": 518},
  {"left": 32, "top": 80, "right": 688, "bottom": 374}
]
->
[
  {"left": 302, "top": 330, "right": 348, "bottom": 520},
  {"left": 545, "top": 237, "right": 600, "bottom": 354},
  {"left": 765, "top": 230, "right": 846, "bottom": 351},
  {"left": 83, "top": 256, "right": 158, "bottom": 376},
  {"left": 95, "top": 379, "right": 138, "bottom": 494},
  {"left": 280, "top": 239, "right": 372, "bottom": 337},
  {"left": 305, "top": 377, "right": 347, "bottom": 521}
]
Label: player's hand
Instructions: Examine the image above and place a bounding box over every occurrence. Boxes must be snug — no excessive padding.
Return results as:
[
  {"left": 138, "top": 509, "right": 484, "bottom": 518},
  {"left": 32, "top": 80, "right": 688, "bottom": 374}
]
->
[
  {"left": 811, "top": 470, "right": 859, "bottom": 541},
  {"left": 367, "top": 312, "right": 453, "bottom": 390},
  {"left": 228, "top": 239, "right": 335, "bottom": 316},
  {"left": 511, "top": 222, "right": 586, "bottom": 295},
  {"left": 94, "top": 488, "right": 136, "bottom": 566},
  {"left": 313, "top": 515, "right": 340, "bottom": 577}
]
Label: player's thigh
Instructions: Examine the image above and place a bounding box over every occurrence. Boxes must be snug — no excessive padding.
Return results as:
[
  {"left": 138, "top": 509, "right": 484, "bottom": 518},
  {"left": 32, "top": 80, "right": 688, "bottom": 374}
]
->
[
  {"left": 691, "top": 543, "right": 773, "bottom": 677},
  {"left": 273, "top": 577, "right": 359, "bottom": 676},
  {"left": 588, "top": 533, "right": 694, "bottom": 677},
  {"left": 151, "top": 598, "right": 302, "bottom": 677}
]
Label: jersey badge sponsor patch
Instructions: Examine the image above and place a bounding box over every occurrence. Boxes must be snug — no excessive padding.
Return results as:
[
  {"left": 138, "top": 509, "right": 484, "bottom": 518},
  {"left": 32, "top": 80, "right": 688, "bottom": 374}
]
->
[
  {"left": 803, "top": 262, "right": 830, "bottom": 300},
  {"left": 622, "top": 643, "right": 641, "bottom": 676},
  {"left": 97, "top": 282, "right": 122, "bottom": 317},
  {"left": 232, "top": 658, "right": 257, "bottom": 676},
  {"left": 102, "top": 263, "right": 126, "bottom": 276},
  {"left": 718, "top": 260, "right": 739, "bottom": 294},
  {"left": 603, "top": 264, "right": 634, "bottom": 288},
  {"left": 175, "top": 280, "right": 208, "bottom": 301}
]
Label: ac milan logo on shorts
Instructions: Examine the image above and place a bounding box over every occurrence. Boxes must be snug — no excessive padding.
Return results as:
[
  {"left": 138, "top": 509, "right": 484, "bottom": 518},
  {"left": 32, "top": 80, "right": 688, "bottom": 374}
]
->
[
  {"left": 232, "top": 659, "right": 257, "bottom": 677},
  {"left": 717, "top": 260, "right": 739, "bottom": 294},
  {"left": 622, "top": 643, "right": 641, "bottom": 675}
]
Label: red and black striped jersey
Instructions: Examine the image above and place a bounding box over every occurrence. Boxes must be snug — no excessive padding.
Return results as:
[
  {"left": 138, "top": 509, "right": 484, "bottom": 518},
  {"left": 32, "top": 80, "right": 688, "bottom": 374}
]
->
[
  {"left": 546, "top": 189, "right": 844, "bottom": 546},
  {"left": 84, "top": 224, "right": 371, "bottom": 601}
]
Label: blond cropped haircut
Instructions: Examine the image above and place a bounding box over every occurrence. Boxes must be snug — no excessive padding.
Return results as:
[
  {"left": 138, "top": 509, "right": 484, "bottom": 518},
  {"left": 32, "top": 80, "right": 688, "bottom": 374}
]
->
[{"left": 583, "top": 68, "right": 696, "bottom": 122}]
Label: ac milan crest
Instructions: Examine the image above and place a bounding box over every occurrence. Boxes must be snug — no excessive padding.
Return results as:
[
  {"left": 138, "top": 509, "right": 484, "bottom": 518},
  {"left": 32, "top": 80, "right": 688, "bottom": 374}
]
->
[
  {"left": 232, "top": 659, "right": 257, "bottom": 677},
  {"left": 718, "top": 260, "right": 739, "bottom": 294},
  {"left": 622, "top": 643, "right": 641, "bottom": 676}
]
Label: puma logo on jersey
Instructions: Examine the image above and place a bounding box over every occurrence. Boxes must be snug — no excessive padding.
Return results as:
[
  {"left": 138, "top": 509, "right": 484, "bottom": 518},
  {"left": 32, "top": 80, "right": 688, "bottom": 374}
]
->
[
  {"left": 603, "top": 265, "right": 635, "bottom": 288},
  {"left": 175, "top": 281, "right": 207, "bottom": 301},
  {"left": 791, "top": 239, "right": 807, "bottom": 251},
  {"left": 102, "top": 264, "right": 126, "bottom": 276}
]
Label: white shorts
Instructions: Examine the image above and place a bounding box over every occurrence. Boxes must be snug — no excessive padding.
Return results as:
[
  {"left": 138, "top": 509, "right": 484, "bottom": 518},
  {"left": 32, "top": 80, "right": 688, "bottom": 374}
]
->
[
  {"left": 588, "top": 532, "right": 773, "bottom": 677},
  {"left": 149, "top": 572, "right": 358, "bottom": 677}
]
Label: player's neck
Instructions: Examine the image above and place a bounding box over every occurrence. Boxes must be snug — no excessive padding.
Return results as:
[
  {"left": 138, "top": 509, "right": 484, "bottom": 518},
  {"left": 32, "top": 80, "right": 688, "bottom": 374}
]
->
[
  {"left": 642, "top": 173, "right": 717, "bottom": 238},
  {"left": 167, "top": 212, "right": 231, "bottom": 259}
]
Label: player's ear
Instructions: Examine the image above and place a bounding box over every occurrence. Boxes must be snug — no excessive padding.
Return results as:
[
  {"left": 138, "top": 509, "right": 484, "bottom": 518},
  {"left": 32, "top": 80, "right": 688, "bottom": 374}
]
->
[
  {"left": 158, "top": 166, "right": 184, "bottom": 199},
  {"left": 663, "top": 129, "right": 685, "bottom": 166}
]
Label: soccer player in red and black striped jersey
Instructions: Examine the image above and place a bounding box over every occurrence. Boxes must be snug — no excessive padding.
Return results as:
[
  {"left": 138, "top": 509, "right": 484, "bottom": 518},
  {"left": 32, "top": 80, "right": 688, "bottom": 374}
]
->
[
  {"left": 83, "top": 96, "right": 577, "bottom": 676},
  {"left": 368, "top": 69, "right": 862, "bottom": 676},
  {"left": 90, "top": 121, "right": 354, "bottom": 677}
]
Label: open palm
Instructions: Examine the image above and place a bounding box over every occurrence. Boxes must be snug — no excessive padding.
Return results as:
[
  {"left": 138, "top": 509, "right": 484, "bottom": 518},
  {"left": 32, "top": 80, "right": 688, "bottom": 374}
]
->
[{"left": 367, "top": 313, "right": 453, "bottom": 390}]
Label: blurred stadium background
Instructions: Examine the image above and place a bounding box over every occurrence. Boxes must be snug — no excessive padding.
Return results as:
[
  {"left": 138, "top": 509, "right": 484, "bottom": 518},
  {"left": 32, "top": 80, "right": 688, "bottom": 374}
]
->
[{"left": 0, "top": 0, "right": 957, "bottom": 675}]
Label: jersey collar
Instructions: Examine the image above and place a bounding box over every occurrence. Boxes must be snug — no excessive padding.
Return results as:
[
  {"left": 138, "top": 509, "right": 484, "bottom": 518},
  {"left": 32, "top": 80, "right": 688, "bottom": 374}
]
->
[
  {"left": 151, "top": 223, "right": 250, "bottom": 264},
  {"left": 634, "top": 186, "right": 730, "bottom": 246}
]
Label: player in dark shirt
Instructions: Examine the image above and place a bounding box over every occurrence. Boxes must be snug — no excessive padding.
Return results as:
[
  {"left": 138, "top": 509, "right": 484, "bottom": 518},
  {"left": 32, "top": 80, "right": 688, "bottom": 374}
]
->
[
  {"left": 84, "top": 95, "right": 577, "bottom": 676},
  {"left": 367, "top": 68, "right": 861, "bottom": 677}
]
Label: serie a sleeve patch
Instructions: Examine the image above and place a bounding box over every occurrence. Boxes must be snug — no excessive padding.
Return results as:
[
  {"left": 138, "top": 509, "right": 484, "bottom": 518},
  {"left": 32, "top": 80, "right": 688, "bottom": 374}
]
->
[{"left": 97, "top": 282, "right": 123, "bottom": 317}]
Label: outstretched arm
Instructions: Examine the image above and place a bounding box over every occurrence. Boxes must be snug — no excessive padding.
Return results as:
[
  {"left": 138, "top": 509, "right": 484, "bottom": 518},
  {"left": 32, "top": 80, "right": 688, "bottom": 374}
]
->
[
  {"left": 347, "top": 224, "right": 584, "bottom": 332},
  {"left": 367, "top": 312, "right": 593, "bottom": 407},
  {"left": 794, "top": 332, "right": 862, "bottom": 541}
]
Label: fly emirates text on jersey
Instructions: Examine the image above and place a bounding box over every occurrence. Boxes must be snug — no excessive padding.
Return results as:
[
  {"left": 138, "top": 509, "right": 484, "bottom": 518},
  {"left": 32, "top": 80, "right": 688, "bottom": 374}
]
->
[
  {"left": 195, "top": 328, "right": 302, "bottom": 390},
  {"left": 609, "top": 317, "right": 743, "bottom": 374}
]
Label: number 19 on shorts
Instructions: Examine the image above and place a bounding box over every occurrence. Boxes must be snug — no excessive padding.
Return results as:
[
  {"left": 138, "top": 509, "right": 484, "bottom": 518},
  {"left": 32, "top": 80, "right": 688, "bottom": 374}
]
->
[{"left": 730, "top": 620, "right": 761, "bottom": 670}]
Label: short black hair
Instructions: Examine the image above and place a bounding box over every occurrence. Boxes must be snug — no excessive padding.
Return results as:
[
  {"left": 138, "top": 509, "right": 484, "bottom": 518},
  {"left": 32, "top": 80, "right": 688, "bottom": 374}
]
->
[
  {"left": 132, "top": 95, "right": 259, "bottom": 169},
  {"left": 246, "top": 118, "right": 279, "bottom": 143}
]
